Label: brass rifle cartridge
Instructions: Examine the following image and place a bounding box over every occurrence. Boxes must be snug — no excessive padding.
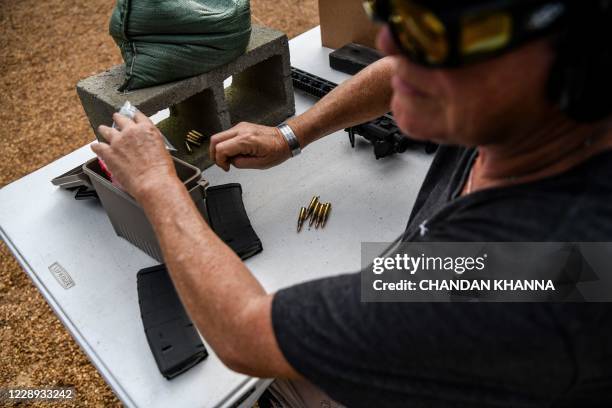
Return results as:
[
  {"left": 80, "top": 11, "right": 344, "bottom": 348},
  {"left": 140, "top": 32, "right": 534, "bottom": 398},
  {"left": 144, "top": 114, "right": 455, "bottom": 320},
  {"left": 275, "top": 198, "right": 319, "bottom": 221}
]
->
[
  {"left": 185, "top": 141, "right": 193, "bottom": 154},
  {"left": 306, "top": 196, "right": 319, "bottom": 219},
  {"left": 315, "top": 202, "right": 327, "bottom": 229},
  {"left": 310, "top": 202, "right": 324, "bottom": 228},
  {"left": 187, "top": 130, "right": 204, "bottom": 143},
  {"left": 186, "top": 136, "right": 203, "bottom": 146},
  {"left": 297, "top": 207, "right": 307, "bottom": 232},
  {"left": 322, "top": 203, "right": 332, "bottom": 228}
]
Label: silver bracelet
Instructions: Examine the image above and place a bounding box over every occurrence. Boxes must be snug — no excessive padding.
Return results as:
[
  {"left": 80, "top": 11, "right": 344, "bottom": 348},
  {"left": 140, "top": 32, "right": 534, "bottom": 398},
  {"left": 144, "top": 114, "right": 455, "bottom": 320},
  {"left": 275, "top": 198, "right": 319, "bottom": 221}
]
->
[{"left": 277, "top": 123, "right": 302, "bottom": 157}]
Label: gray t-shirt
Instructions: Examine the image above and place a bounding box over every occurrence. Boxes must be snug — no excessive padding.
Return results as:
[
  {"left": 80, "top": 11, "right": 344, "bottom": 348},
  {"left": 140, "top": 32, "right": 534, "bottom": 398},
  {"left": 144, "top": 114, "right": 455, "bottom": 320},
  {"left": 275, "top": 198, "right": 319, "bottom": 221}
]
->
[{"left": 272, "top": 146, "right": 612, "bottom": 407}]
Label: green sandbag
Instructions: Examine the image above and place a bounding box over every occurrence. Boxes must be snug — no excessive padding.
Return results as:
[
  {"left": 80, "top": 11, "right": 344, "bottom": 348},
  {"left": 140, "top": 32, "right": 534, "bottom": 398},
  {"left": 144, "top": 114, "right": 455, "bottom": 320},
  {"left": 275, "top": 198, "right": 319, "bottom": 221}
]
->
[{"left": 109, "top": 0, "right": 251, "bottom": 91}]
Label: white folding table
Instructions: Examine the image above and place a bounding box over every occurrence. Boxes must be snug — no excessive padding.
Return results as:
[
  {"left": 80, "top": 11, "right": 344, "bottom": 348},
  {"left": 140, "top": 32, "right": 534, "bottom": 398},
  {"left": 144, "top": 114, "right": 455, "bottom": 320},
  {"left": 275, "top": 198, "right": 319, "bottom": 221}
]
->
[{"left": 0, "top": 27, "right": 433, "bottom": 407}]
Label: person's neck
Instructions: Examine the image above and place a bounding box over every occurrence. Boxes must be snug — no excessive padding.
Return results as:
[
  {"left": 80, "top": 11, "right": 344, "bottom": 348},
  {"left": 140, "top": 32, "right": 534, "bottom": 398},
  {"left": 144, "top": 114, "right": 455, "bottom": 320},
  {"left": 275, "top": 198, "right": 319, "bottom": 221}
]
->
[{"left": 475, "top": 113, "right": 612, "bottom": 187}]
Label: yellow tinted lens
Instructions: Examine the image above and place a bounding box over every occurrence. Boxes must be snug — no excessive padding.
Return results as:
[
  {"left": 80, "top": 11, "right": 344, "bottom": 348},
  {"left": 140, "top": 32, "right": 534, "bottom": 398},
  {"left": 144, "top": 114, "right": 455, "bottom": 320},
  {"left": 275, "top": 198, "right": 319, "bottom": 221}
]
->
[
  {"left": 391, "top": 0, "right": 448, "bottom": 64},
  {"left": 461, "top": 12, "right": 512, "bottom": 55},
  {"left": 363, "top": 0, "right": 377, "bottom": 19}
]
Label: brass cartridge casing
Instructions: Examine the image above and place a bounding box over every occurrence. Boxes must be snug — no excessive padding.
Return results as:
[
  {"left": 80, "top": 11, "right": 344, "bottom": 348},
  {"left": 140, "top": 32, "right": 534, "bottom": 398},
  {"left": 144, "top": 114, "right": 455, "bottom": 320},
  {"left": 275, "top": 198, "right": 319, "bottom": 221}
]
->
[
  {"left": 322, "top": 203, "right": 332, "bottom": 228},
  {"left": 187, "top": 131, "right": 204, "bottom": 144},
  {"left": 186, "top": 136, "right": 203, "bottom": 146},
  {"left": 310, "top": 202, "right": 324, "bottom": 228},
  {"left": 306, "top": 196, "right": 320, "bottom": 219},
  {"left": 297, "top": 207, "right": 307, "bottom": 232},
  {"left": 315, "top": 203, "right": 326, "bottom": 229}
]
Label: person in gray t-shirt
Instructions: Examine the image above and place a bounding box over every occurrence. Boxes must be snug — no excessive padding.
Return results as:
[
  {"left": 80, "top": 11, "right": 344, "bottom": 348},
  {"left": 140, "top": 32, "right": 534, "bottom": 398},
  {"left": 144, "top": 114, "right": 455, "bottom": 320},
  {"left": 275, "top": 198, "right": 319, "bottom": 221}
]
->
[{"left": 90, "top": 1, "right": 612, "bottom": 406}]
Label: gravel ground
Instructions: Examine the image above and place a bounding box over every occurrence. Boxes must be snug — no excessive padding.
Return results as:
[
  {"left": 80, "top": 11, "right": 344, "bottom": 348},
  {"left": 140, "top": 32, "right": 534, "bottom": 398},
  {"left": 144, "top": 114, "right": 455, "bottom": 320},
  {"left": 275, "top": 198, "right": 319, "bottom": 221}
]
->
[{"left": 0, "top": 1, "right": 318, "bottom": 406}]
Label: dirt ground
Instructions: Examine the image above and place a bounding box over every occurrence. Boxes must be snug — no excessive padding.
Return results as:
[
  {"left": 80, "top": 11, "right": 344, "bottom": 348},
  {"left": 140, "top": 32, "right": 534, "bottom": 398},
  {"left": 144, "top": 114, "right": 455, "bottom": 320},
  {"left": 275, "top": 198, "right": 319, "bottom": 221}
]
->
[{"left": 0, "top": 1, "right": 318, "bottom": 406}]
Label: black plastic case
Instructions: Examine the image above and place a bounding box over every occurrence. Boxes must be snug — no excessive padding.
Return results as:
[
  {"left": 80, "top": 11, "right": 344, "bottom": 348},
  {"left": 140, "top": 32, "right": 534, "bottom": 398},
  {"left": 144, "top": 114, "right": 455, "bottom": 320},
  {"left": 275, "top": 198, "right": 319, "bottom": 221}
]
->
[{"left": 329, "top": 43, "right": 383, "bottom": 75}]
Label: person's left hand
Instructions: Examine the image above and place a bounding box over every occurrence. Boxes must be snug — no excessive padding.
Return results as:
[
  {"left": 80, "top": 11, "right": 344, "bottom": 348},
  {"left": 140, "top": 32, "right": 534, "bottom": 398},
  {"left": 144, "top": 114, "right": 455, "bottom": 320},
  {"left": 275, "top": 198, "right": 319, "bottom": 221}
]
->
[{"left": 92, "top": 112, "right": 177, "bottom": 200}]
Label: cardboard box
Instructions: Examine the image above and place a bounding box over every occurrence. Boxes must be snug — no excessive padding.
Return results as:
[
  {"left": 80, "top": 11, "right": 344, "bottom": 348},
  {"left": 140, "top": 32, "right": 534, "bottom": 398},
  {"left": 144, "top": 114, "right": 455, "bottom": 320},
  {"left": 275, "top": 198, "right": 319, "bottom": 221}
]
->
[{"left": 318, "top": 0, "right": 380, "bottom": 49}]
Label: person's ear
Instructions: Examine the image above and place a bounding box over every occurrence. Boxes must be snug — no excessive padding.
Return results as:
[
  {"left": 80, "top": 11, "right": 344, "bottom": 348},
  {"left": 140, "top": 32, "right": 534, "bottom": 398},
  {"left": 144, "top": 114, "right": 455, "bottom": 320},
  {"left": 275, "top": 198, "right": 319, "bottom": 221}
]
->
[{"left": 547, "top": 3, "right": 612, "bottom": 123}]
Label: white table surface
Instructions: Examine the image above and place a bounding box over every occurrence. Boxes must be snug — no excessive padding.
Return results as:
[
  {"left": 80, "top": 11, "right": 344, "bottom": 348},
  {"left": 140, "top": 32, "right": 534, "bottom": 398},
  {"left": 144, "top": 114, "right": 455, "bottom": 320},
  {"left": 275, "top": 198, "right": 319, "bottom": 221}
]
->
[{"left": 0, "top": 27, "right": 433, "bottom": 408}]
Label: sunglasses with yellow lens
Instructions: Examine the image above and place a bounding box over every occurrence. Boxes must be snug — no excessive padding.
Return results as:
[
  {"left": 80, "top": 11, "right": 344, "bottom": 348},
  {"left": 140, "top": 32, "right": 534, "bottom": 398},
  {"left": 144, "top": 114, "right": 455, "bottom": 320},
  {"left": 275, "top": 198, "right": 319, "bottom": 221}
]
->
[{"left": 364, "top": 0, "right": 568, "bottom": 67}]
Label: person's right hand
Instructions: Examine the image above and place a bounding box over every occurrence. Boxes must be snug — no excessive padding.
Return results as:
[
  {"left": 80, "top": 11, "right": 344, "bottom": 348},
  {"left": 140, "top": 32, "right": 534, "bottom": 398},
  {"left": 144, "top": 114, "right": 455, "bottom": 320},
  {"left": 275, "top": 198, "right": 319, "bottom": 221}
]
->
[{"left": 209, "top": 122, "right": 293, "bottom": 171}]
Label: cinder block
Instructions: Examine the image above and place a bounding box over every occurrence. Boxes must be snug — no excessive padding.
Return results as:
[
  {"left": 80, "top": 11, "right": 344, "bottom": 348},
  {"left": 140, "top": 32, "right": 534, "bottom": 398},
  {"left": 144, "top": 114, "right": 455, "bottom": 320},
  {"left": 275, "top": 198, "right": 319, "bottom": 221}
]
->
[{"left": 77, "top": 25, "right": 295, "bottom": 169}]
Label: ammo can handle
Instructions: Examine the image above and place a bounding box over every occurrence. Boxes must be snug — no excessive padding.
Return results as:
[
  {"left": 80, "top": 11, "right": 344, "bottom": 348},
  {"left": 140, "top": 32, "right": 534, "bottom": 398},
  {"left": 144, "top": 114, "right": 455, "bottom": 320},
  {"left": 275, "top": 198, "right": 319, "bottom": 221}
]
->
[{"left": 188, "top": 178, "right": 209, "bottom": 204}]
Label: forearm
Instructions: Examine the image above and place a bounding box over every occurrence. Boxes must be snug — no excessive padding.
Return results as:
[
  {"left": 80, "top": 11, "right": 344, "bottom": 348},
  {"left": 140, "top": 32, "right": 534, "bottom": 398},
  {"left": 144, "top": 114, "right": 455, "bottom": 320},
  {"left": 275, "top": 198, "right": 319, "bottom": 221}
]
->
[
  {"left": 288, "top": 56, "right": 395, "bottom": 148},
  {"left": 138, "top": 179, "right": 291, "bottom": 376}
]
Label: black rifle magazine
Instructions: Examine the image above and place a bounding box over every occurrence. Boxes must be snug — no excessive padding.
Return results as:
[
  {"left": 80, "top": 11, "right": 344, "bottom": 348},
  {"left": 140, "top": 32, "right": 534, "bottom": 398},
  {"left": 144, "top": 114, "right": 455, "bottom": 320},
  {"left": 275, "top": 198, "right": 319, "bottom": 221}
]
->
[
  {"left": 137, "top": 264, "right": 208, "bottom": 379},
  {"left": 206, "top": 183, "right": 263, "bottom": 260}
]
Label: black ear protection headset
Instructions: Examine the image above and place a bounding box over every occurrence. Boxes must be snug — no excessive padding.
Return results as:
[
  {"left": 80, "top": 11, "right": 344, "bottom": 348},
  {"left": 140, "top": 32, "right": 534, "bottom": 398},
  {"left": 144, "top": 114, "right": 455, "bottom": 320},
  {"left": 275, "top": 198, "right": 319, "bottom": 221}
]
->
[
  {"left": 365, "top": 0, "right": 612, "bottom": 123},
  {"left": 547, "top": 0, "right": 612, "bottom": 123}
]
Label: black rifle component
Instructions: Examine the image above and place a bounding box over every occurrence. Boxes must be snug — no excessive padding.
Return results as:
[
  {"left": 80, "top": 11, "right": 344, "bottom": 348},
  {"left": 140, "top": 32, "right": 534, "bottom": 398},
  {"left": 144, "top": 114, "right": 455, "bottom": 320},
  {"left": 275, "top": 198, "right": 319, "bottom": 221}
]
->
[
  {"left": 206, "top": 183, "right": 263, "bottom": 260},
  {"left": 291, "top": 67, "right": 336, "bottom": 98},
  {"left": 329, "top": 43, "right": 383, "bottom": 75},
  {"left": 137, "top": 264, "right": 208, "bottom": 379},
  {"left": 291, "top": 67, "right": 437, "bottom": 158},
  {"left": 347, "top": 114, "right": 439, "bottom": 158}
]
